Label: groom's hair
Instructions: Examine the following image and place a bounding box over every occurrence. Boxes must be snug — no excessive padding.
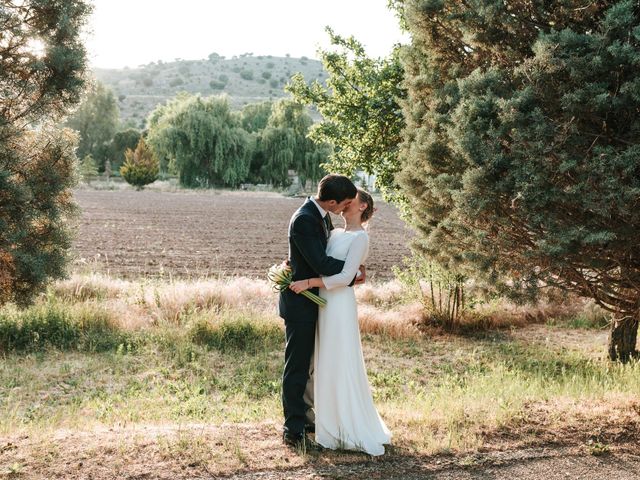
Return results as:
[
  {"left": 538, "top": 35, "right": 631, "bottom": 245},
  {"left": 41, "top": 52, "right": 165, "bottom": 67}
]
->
[{"left": 317, "top": 174, "right": 357, "bottom": 202}]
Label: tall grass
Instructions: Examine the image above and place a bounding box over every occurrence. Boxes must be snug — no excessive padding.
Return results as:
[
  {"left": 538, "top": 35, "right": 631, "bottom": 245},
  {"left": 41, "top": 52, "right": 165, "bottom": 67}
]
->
[{"left": 0, "top": 300, "right": 134, "bottom": 353}]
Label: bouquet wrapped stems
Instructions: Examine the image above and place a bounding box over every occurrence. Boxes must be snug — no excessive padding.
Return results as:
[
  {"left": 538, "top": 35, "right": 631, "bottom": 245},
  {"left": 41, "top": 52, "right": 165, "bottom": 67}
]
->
[{"left": 268, "top": 263, "right": 327, "bottom": 307}]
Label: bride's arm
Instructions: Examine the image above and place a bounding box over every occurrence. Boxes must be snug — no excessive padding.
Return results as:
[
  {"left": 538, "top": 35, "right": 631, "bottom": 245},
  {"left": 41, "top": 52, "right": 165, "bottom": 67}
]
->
[{"left": 289, "top": 234, "right": 368, "bottom": 293}]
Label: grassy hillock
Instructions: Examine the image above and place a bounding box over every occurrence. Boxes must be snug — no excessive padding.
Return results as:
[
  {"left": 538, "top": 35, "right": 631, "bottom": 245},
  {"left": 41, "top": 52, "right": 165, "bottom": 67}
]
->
[{"left": 94, "top": 54, "right": 326, "bottom": 128}]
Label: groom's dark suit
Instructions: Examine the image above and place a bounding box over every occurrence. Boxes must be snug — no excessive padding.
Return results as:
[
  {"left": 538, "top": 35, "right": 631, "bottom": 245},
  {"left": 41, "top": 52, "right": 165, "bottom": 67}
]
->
[{"left": 279, "top": 197, "right": 347, "bottom": 436}]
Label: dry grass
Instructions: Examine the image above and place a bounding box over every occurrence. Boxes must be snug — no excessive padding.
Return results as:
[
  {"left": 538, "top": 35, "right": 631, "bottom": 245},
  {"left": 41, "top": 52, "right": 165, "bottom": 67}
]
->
[{"left": 2, "top": 273, "right": 639, "bottom": 479}]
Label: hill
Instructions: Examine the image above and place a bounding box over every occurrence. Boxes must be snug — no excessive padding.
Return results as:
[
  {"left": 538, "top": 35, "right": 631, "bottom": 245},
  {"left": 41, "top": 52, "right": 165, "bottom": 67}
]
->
[{"left": 93, "top": 54, "right": 327, "bottom": 128}]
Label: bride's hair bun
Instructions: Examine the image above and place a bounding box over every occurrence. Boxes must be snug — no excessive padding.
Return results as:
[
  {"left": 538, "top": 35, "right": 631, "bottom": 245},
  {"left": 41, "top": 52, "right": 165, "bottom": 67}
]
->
[{"left": 357, "top": 188, "right": 375, "bottom": 223}]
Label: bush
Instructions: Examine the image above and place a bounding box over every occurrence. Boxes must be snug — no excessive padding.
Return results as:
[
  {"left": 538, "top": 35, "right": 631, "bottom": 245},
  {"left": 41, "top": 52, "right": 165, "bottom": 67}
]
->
[
  {"left": 261, "top": 71, "right": 272, "bottom": 79},
  {"left": 270, "top": 79, "right": 279, "bottom": 89},
  {"left": 188, "top": 312, "right": 282, "bottom": 354},
  {"left": 0, "top": 301, "right": 134, "bottom": 352},
  {"left": 266, "top": 62, "right": 275, "bottom": 69},
  {"left": 240, "top": 69, "right": 254, "bottom": 81},
  {"left": 120, "top": 138, "right": 159, "bottom": 189},
  {"left": 219, "top": 74, "right": 229, "bottom": 82},
  {"left": 209, "top": 80, "right": 226, "bottom": 90},
  {"left": 169, "top": 77, "right": 184, "bottom": 87}
]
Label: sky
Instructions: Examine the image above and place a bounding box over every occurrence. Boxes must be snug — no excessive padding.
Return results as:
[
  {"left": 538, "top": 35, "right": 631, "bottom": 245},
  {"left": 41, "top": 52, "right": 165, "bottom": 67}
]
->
[{"left": 85, "top": 0, "right": 409, "bottom": 69}]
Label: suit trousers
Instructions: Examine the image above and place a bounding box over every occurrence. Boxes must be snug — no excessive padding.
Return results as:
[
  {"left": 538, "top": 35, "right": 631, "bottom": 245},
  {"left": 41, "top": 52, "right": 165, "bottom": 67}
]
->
[{"left": 282, "top": 320, "right": 316, "bottom": 435}]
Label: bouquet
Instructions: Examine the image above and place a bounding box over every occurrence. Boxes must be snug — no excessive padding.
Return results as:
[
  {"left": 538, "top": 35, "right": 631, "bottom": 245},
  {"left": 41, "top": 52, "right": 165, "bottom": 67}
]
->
[{"left": 267, "top": 263, "right": 327, "bottom": 307}]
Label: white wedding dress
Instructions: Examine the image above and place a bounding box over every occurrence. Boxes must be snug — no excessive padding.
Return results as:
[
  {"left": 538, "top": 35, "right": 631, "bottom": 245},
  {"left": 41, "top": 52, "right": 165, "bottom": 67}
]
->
[{"left": 313, "top": 228, "right": 392, "bottom": 456}]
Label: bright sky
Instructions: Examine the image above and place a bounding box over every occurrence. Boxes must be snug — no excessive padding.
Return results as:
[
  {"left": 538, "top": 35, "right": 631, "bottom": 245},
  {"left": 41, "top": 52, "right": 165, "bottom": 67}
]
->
[{"left": 85, "top": 0, "right": 409, "bottom": 69}]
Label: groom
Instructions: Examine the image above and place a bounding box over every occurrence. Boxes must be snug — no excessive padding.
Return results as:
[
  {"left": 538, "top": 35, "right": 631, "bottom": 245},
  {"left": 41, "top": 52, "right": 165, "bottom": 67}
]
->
[{"left": 279, "top": 174, "right": 360, "bottom": 448}]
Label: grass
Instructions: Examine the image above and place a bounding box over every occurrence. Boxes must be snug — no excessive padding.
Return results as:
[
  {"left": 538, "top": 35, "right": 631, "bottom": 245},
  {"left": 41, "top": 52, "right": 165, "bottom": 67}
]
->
[{"left": 1, "top": 273, "right": 637, "bottom": 477}]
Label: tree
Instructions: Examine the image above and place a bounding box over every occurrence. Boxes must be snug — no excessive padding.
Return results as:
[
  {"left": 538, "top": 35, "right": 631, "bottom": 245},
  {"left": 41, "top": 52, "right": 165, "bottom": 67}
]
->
[
  {"left": 397, "top": 0, "right": 640, "bottom": 361},
  {"left": 146, "top": 94, "right": 251, "bottom": 188},
  {"left": 78, "top": 155, "right": 98, "bottom": 184},
  {"left": 65, "top": 81, "right": 120, "bottom": 171},
  {"left": 0, "top": 0, "right": 91, "bottom": 306},
  {"left": 260, "top": 100, "right": 328, "bottom": 188},
  {"left": 241, "top": 101, "right": 273, "bottom": 133},
  {"left": 287, "top": 28, "right": 406, "bottom": 201},
  {"left": 120, "top": 138, "right": 159, "bottom": 190},
  {"left": 108, "top": 129, "right": 142, "bottom": 173}
]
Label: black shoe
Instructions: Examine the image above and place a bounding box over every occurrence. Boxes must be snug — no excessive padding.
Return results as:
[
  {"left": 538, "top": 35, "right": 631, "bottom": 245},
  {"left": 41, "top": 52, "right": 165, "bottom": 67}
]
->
[
  {"left": 283, "top": 432, "right": 322, "bottom": 452},
  {"left": 283, "top": 431, "right": 304, "bottom": 448},
  {"left": 304, "top": 423, "right": 315, "bottom": 434}
]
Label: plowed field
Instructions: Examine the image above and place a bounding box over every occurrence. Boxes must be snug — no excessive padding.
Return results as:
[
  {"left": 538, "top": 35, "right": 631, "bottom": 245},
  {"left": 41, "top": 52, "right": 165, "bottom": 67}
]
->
[{"left": 71, "top": 189, "right": 412, "bottom": 281}]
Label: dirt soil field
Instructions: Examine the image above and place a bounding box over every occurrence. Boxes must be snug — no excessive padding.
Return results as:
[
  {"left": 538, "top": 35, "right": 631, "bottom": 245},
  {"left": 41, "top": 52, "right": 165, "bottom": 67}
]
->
[{"left": 71, "top": 189, "right": 412, "bottom": 281}]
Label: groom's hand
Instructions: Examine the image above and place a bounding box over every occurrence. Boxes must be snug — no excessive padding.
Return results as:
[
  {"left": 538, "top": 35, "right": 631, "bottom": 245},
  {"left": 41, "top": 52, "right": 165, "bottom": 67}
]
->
[{"left": 354, "top": 265, "right": 366, "bottom": 285}]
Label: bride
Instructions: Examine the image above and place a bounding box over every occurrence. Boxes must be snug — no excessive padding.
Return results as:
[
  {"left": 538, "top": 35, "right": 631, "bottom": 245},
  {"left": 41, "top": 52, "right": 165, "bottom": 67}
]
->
[{"left": 289, "top": 188, "right": 392, "bottom": 456}]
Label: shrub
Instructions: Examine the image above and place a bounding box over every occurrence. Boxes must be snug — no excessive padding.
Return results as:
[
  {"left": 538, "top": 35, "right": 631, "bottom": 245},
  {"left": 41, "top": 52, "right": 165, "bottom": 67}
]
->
[
  {"left": 169, "top": 77, "right": 184, "bottom": 87},
  {"left": 188, "top": 312, "right": 282, "bottom": 354},
  {"left": 240, "top": 69, "right": 254, "bottom": 81},
  {"left": 261, "top": 71, "right": 272, "bottom": 79},
  {"left": 120, "top": 138, "right": 159, "bottom": 189},
  {"left": 0, "top": 301, "right": 134, "bottom": 353},
  {"left": 209, "top": 80, "right": 226, "bottom": 90}
]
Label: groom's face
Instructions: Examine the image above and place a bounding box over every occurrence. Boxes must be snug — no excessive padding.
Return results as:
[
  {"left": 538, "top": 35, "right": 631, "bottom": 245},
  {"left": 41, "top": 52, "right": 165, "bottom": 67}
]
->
[{"left": 330, "top": 197, "right": 354, "bottom": 214}]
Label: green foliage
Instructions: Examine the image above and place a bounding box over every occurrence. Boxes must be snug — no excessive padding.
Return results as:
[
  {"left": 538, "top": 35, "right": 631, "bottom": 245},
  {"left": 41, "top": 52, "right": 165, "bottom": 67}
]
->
[
  {"left": 394, "top": 256, "right": 468, "bottom": 330},
  {"left": 261, "top": 71, "right": 272, "bottom": 80},
  {"left": 240, "top": 69, "right": 254, "bottom": 81},
  {"left": 78, "top": 154, "right": 98, "bottom": 183},
  {"left": 0, "top": 301, "right": 133, "bottom": 353},
  {"left": 65, "top": 81, "right": 120, "bottom": 171},
  {"left": 241, "top": 101, "right": 273, "bottom": 133},
  {"left": 209, "top": 80, "right": 226, "bottom": 90},
  {"left": 258, "top": 100, "right": 328, "bottom": 188},
  {"left": 397, "top": 1, "right": 640, "bottom": 348},
  {"left": 108, "top": 128, "right": 142, "bottom": 172},
  {"left": 169, "top": 77, "right": 184, "bottom": 87},
  {"left": 120, "top": 138, "right": 159, "bottom": 189},
  {"left": 146, "top": 94, "right": 251, "bottom": 187},
  {"left": 188, "top": 312, "right": 282, "bottom": 354},
  {"left": 287, "top": 28, "right": 406, "bottom": 201},
  {"left": 0, "top": 0, "right": 91, "bottom": 307}
]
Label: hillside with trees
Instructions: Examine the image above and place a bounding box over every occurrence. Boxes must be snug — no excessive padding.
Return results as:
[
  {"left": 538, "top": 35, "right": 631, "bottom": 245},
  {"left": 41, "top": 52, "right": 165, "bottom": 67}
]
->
[{"left": 93, "top": 54, "right": 327, "bottom": 128}]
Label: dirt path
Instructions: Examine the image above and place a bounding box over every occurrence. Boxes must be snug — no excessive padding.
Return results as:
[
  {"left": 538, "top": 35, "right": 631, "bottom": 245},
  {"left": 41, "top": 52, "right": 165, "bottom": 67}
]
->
[
  {"left": 2, "top": 422, "right": 639, "bottom": 479},
  {"left": 224, "top": 448, "right": 640, "bottom": 480}
]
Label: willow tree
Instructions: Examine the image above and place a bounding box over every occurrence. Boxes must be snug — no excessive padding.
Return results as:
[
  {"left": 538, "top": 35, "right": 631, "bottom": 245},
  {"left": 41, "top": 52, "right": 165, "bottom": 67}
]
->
[
  {"left": 260, "top": 99, "right": 328, "bottom": 188},
  {"left": 146, "top": 95, "right": 251, "bottom": 188},
  {"left": 287, "top": 27, "right": 406, "bottom": 201},
  {"left": 0, "top": 0, "right": 91, "bottom": 305},
  {"left": 398, "top": 0, "right": 640, "bottom": 361}
]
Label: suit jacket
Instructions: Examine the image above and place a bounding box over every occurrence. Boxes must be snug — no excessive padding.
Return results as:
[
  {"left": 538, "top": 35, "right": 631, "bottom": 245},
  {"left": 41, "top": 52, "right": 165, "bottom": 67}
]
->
[{"left": 278, "top": 198, "right": 345, "bottom": 323}]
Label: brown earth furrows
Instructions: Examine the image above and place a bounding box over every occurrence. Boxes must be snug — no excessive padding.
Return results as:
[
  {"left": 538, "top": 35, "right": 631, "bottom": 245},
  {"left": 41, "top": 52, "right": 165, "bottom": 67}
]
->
[{"left": 71, "top": 189, "right": 412, "bottom": 281}]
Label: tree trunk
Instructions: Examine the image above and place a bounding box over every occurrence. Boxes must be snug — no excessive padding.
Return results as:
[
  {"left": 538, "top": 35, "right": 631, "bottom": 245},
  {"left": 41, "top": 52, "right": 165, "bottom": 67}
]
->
[{"left": 608, "top": 314, "right": 639, "bottom": 363}]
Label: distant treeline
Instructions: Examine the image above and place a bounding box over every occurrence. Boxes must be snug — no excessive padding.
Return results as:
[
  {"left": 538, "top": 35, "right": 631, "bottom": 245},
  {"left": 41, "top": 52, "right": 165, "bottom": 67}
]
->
[{"left": 66, "top": 83, "right": 328, "bottom": 189}]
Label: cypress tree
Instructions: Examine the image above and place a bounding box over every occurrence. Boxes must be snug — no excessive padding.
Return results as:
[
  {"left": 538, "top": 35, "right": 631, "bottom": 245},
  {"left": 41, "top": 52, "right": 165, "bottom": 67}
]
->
[{"left": 398, "top": 1, "right": 640, "bottom": 361}]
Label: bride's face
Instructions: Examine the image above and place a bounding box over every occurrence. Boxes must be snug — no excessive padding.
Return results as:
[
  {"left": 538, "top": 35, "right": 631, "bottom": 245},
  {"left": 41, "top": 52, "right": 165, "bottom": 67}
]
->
[{"left": 341, "top": 196, "right": 365, "bottom": 221}]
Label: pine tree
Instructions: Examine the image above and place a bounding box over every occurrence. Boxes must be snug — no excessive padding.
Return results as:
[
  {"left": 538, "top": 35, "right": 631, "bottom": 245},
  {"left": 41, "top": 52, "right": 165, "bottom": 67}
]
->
[
  {"left": 0, "top": 0, "right": 91, "bottom": 306},
  {"left": 398, "top": 0, "right": 640, "bottom": 361},
  {"left": 120, "top": 139, "right": 159, "bottom": 190}
]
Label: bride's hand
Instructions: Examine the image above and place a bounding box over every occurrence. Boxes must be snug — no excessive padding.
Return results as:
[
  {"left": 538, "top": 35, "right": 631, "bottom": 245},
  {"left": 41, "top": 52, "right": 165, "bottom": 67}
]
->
[{"left": 290, "top": 279, "right": 310, "bottom": 294}]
